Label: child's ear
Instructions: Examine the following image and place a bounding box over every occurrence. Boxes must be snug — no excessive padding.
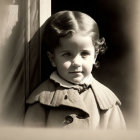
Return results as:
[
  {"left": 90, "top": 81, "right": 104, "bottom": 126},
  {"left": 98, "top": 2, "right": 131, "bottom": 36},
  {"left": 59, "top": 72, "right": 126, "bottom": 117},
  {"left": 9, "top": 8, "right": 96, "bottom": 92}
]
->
[{"left": 47, "top": 52, "right": 56, "bottom": 67}]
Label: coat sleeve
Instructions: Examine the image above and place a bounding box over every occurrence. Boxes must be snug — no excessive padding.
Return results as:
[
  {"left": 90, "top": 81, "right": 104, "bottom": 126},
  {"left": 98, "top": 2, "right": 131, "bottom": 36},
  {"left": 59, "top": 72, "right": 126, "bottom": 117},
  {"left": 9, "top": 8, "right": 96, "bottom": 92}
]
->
[
  {"left": 100, "top": 105, "right": 126, "bottom": 129},
  {"left": 24, "top": 103, "right": 49, "bottom": 127}
]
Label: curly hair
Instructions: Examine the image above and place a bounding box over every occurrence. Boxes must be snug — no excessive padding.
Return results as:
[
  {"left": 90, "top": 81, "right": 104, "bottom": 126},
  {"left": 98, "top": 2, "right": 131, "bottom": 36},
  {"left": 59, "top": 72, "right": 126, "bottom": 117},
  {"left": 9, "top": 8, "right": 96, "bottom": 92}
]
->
[{"left": 42, "top": 10, "right": 107, "bottom": 58}]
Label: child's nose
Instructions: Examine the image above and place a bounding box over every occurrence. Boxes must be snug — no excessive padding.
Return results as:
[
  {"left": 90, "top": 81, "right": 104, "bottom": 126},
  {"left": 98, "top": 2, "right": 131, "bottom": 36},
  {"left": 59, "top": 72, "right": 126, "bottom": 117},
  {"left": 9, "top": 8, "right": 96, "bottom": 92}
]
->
[{"left": 72, "top": 56, "right": 82, "bottom": 67}]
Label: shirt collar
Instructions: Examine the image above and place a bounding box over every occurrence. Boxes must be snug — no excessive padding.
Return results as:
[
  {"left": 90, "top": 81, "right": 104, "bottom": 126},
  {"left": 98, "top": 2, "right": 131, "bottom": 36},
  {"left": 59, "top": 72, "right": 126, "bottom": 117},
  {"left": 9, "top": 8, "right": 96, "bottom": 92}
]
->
[{"left": 50, "top": 71, "right": 93, "bottom": 89}]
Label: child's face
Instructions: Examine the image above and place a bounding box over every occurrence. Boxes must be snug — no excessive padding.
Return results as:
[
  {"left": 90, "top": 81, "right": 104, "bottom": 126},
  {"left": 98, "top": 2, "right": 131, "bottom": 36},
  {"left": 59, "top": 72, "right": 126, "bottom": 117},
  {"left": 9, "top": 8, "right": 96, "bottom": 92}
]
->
[{"left": 49, "top": 33, "right": 96, "bottom": 84}]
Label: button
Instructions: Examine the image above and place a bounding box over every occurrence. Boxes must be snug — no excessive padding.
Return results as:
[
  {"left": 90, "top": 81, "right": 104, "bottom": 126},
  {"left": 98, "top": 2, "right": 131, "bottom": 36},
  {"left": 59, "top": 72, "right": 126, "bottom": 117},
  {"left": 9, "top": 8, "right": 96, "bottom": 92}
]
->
[
  {"left": 64, "top": 95, "right": 68, "bottom": 100},
  {"left": 64, "top": 115, "right": 73, "bottom": 124}
]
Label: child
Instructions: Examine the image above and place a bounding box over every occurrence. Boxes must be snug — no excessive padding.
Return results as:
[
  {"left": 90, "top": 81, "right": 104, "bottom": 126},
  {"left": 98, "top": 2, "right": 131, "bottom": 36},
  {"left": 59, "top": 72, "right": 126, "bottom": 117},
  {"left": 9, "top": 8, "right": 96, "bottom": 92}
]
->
[{"left": 24, "top": 10, "right": 126, "bottom": 129}]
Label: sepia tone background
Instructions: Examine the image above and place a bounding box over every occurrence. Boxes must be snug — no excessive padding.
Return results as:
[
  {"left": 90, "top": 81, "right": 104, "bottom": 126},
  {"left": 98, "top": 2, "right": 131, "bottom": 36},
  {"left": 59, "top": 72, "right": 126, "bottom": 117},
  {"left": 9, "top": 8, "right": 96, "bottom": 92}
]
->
[{"left": 0, "top": 0, "right": 140, "bottom": 131}]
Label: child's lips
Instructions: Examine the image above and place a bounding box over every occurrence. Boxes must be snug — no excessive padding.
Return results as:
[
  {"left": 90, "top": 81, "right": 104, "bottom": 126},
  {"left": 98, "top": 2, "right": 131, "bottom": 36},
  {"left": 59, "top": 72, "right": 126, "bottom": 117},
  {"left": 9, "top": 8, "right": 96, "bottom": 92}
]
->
[{"left": 69, "top": 71, "right": 83, "bottom": 74}]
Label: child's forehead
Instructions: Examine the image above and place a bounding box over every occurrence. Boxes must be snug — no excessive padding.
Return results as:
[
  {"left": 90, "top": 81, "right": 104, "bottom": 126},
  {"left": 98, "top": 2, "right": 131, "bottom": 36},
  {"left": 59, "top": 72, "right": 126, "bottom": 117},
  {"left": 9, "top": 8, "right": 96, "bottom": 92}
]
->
[
  {"left": 60, "top": 33, "right": 94, "bottom": 46},
  {"left": 54, "top": 35, "right": 95, "bottom": 53},
  {"left": 54, "top": 45, "right": 95, "bottom": 54}
]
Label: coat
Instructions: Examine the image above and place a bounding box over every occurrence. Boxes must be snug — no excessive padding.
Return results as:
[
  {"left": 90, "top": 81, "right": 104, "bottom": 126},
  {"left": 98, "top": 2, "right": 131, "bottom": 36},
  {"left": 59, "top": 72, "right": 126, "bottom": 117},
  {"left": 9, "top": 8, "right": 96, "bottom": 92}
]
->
[{"left": 24, "top": 77, "right": 126, "bottom": 129}]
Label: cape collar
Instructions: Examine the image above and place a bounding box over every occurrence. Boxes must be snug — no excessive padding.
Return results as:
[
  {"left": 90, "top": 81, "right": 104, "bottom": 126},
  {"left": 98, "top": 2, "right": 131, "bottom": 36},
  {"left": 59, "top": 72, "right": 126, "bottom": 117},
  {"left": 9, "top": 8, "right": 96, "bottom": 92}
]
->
[
  {"left": 26, "top": 75, "right": 121, "bottom": 116},
  {"left": 27, "top": 79, "right": 90, "bottom": 117}
]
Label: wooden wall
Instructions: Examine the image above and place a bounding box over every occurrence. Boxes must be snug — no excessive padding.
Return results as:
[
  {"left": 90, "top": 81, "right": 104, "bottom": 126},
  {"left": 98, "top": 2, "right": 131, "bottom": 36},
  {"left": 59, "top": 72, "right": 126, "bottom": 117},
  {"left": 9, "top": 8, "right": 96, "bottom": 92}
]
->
[
  {"left": 0, "top": 0, "right": 51, "bottom": 126},
  {"left": 0, "top": 0, "right": 26, "bottom": 125}
]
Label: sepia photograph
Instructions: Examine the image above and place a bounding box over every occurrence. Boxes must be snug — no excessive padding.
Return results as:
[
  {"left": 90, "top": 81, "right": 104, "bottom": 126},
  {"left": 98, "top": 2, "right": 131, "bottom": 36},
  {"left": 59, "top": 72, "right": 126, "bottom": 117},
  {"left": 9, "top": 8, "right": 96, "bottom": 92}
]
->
[{"left": 0, "top": 0, "right": 140, "bottom": 139}]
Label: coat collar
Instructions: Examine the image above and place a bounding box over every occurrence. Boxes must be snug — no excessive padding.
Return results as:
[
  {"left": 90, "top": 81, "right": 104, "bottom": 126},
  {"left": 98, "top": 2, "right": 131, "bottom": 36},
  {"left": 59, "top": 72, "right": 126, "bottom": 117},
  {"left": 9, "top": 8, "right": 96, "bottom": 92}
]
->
[
  {"left": 26, "top": 79, "right": 90, "bottom": 117},
  {"left": 26, "top": 76, "right": 121, "bottom": 116}
]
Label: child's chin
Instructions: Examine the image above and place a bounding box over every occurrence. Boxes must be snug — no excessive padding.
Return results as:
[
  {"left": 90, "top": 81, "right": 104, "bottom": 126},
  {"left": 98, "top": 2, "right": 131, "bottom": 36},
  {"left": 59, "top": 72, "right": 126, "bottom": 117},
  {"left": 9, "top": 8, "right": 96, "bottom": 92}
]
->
[{"left": 70, "top": 78, "right": 83, "bottom": 85}]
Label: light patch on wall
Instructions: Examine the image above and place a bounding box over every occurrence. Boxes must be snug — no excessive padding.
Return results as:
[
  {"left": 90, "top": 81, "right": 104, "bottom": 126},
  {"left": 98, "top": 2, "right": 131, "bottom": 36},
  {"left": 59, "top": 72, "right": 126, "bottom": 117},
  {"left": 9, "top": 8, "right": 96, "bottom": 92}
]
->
[
  {"left": 0, "top": 5, "right": 18, "bottom": 47},
  {"left": 0, "top": 2, "right": 25, "bottom": 125},
  {"left": 0, "top": 4, "right": 18, "bottom": 114},
  {"left": 40, "top": 0, "right": 51, "bottom": 26}
]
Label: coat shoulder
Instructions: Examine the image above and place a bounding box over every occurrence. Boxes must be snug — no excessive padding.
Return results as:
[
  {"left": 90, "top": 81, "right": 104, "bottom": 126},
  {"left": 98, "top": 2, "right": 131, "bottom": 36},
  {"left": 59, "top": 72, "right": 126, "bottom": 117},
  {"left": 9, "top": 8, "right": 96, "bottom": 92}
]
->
[
  {"left": 91, "top": 78, "right": 121, "bottom": 110},
  {"left": 26, "top": 79, "right": 56, "bottom": 104}
]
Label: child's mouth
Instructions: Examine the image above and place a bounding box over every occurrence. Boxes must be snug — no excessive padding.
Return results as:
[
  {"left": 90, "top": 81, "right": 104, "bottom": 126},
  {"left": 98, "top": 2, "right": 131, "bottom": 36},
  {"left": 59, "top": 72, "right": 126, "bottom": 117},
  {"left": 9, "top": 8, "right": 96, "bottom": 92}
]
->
[{"left": 69, "top": 71, "right": 83, "bottom": 74}]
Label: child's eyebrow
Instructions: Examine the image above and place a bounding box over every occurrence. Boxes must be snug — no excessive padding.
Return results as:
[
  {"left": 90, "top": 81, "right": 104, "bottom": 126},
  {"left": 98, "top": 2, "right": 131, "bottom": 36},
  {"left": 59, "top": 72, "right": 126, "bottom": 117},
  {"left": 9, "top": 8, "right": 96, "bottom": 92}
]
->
[
  {"left": 82, "top": 49, "right": 91, "bottom": 51},
  {"left": 58, "top": 50, "right": 71, "bottom": 53}
]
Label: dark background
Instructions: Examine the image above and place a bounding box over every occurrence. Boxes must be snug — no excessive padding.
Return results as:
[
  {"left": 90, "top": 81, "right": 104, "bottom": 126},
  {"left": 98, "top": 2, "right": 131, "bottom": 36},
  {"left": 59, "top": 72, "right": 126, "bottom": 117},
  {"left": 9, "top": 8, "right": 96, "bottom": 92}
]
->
[{"left": 41, "top": 0, "right": 136, "bottom": 127}]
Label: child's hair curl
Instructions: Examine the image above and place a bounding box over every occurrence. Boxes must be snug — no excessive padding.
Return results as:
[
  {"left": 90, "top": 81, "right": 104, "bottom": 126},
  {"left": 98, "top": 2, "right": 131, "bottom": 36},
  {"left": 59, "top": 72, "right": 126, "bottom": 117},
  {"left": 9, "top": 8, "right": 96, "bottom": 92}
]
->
[{"left": 42, "top": 10, "right": 107, "bottom": 59}]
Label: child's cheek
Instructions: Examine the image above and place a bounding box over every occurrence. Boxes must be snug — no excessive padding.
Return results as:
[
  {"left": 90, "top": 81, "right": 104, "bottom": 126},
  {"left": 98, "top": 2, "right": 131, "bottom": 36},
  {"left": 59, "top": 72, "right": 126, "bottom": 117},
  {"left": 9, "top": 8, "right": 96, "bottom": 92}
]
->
[
  {"left": 63, "top": 61, "right": 72, "bottom": 69},
  {"left": 84, "top": 60, "right": 94, "bottom": 74}
]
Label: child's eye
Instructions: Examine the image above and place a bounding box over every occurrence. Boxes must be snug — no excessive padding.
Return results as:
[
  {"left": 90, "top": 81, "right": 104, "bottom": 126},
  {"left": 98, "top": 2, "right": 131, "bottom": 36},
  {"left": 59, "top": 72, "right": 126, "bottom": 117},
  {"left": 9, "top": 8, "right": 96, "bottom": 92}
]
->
[
  {"left": 62, "top": 52, "right": 71, "bottom": 57},
  {"left": 81, "top": 51, "right": 90, "bottom": 58}
]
